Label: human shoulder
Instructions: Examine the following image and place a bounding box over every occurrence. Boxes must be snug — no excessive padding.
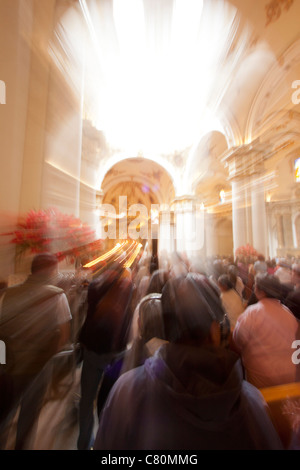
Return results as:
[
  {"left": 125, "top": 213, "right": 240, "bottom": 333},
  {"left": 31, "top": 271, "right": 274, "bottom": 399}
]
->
[
  {"left": 240, "top": 381, "right": 284, "bottom": 449},
  {"left": 232, "top": 304, "right": 256, "bottom": 342},
  {"left": 43, "top": 284, "right": 64, "bottom": 296},
  {"left": 237, "top": 302, "right": 258, "bottom": 321},
  {"left": 101, "top": 364, "right": 146, "bottom": 414}
]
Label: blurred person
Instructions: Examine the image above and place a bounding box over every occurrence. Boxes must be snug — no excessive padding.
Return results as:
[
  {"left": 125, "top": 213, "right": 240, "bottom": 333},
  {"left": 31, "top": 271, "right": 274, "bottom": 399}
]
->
[
  {"left": 188, "top": 257, "right": 207, "bottom": 276},
  {"left": 54, "top": 271, "right": 88, "bottom": 344},
  {"left": 0, "top": 253, "right": 72, "bottom": 450},
  {"left": 208, "top": 258, "right": 225, "bottom": 293},
  {"left": 96, "top": 293, "right": 168, "bottom": 416},
  {"left": 275, "top": 259, "right": 293, "bottom": 286},
  {"left": 222, "top": 255, "right": 235, "bottom": 270},
  {"left": 236, "top": 256, "right": 249, "bottom": 287},
  {"left": 129, "top": 268, "right": 169, "bottom": 343},
  {"left": 253, "top": 254, "right": 267, "bottom": 276},
  {"left": 227, "top": 264, "right": 245, "bottom": 298},
  {"left": 284, "top": 290, "right": 300, "bottom": 321},
  {"left": 291, "top": 263, "right": 300, "bottom": 290},
  {"left": 267, "top": 258, "right": 276, "bottom": 275},
  {"left": 130, "top": 262, "right": 151, "bottom": 312},
  {"left": 77, "top": 266, "right": 133, "bottom": 450},
  {"left": 232, "top": 273, "right": 300, "bottom": 389},
  {"left": 146, "top": 268, "right": 169, "bottom": 295},
  {"left": 274, "top": 259, "right": 294, "bottom": 302},
  {"left": 284, "top": 263, "right": 300, "bottom": 321},
  {"left": 149, "top": 253, "right": 159, "bottom": 274},
  {"left": 218, "top": 274, "right": 245, "bottom": 329},
  {"left": 94, "top": 273, "right": 283, "bottom": 450}
]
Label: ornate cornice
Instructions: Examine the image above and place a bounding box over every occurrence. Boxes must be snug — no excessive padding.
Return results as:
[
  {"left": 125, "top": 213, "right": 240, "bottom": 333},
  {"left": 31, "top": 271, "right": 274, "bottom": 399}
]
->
[{"left": 222, "top": 109, "right": 300, "bottom": 180}]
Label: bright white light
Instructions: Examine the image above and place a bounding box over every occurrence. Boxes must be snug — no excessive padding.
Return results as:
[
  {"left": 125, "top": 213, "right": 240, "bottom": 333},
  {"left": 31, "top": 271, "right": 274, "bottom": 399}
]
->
[{"left": 83, "top": 0, "right": 249, "bottom": 156}]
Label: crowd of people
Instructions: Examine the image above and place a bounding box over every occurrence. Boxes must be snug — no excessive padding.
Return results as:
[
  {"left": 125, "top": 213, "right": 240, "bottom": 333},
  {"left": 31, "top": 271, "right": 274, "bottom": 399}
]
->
[{"left": 0, "top": 249, "right": 299, "bottom": 450}]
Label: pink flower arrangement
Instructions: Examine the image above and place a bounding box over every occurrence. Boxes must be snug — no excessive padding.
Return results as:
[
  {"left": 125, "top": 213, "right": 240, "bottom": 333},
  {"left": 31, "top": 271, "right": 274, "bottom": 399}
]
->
[
  {"left": 235, "top": 243, "right": 258, "bottom": 258},
  {"left": 9, "top": 207, "right": 101, "bottom": 262}
]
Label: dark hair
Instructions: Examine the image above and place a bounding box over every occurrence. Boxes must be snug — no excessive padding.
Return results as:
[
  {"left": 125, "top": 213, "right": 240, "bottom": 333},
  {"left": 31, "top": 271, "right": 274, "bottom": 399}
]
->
[
  {"left": 218, "top": 274, "right": 234, "bottom": 290},
  {"left": 255, "top": 273, "right": 282, "bottom": 299},
  {"left": 146, "top": 269, "right": 169, "bottom": 295},
  {"left": 31, "top": 252, "right": 58, "bottom": 274},
  {"left": 0, "top": 280, "right": 7, "bottom": 290},
  {"left": 137, "top": 293, "right": 165, "bottom": 342},
  {"left": 285, "top": 290, "right": 300, "bottom": 320},
  {"left": 211, "top": 259, "right": 225, "bottom": 280},
  {"left": 161, "top": 273, "right": 228, "bottom": 345}
]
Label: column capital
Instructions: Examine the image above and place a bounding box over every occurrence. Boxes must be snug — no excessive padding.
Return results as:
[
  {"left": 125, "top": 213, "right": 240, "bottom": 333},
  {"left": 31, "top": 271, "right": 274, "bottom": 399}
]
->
[
  {"left": 222, "top": 143, "right": 267, "bottom": 181},
  {"left": 171, "top": 195, "right": 203, "bottom": 211}
]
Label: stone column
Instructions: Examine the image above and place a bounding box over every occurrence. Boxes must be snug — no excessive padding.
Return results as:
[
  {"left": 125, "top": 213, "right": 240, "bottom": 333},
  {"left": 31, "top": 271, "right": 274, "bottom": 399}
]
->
[
  {"left": 251, "top": 178, "right": 268, "bottom": 257},
  {"left": 171, "top": 196, "right": 205, "bottom": 259},
  {"left": 224, "top": 145, "right": 271, "bottom": 259},
  {"left": 231, "top": 178, "right": 252, "bottom": 256},
  {"left": 158, "top": 209, "right": 174, "bottom": 256},
  {"left": 275, "top": 213, "right": 285, "bottom": 248}
]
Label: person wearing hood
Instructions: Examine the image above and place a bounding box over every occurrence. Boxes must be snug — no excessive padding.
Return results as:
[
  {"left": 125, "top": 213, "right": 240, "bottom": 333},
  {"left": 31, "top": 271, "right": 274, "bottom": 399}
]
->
[{"left": 93, "top": 272, "right": 283, "bottom": 450}]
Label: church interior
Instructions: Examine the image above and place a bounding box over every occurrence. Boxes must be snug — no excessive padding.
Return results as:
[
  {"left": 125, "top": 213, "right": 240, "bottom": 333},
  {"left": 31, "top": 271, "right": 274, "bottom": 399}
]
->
[
  {"left": 0, "top": 0, "right": 300, "bottom": 451},
  {"left": 0, "top": 0, "right": 300, "bottom": 281}
]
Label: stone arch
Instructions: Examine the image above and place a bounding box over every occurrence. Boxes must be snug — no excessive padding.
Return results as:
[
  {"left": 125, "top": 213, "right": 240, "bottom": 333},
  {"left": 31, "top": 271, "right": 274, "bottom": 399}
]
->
[
  {"left": 99, "top": 156, "right": 177, "bottom": 205},
  {"left": 98, "top": 158, "right": 175, "bottom": 246},
  {"left": 101, "top": 158, "right": 175, "bottom": 209},
  {"left": 246, "top": 37, "right": 300, "bottom": 141}
]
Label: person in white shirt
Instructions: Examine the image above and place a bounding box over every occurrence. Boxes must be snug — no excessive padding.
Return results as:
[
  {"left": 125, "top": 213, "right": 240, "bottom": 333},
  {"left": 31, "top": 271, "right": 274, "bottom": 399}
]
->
[
  {"left": 232, "top": 273, "right": 299, "bottom": 389},
  {"left": 274, "top": 259, "right": 293, "bottom": 286}
]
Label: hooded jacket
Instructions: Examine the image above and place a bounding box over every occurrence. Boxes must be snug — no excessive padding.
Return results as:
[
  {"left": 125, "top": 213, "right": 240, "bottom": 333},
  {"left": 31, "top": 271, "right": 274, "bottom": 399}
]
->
[{"left": 94, "top": 343, "right": 283, "bottom": 450}]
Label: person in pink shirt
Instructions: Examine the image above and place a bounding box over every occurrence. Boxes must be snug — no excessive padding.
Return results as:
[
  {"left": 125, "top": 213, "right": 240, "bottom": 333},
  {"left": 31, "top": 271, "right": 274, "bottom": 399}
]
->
[{"left": 232, "top": 273, "right": 300, "bottom": 389}]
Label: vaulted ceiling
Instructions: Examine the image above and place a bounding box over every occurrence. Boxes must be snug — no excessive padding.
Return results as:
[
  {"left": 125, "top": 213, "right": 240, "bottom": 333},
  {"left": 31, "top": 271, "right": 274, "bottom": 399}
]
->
[{"left": 78, "top": 0, "right": 300, "bottom": 207}]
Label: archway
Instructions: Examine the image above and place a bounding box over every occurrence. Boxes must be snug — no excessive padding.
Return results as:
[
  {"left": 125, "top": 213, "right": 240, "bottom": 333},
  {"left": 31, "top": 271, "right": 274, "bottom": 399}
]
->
[{"left": 99, "top": 158, "right": 176, "bottom": 258}]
